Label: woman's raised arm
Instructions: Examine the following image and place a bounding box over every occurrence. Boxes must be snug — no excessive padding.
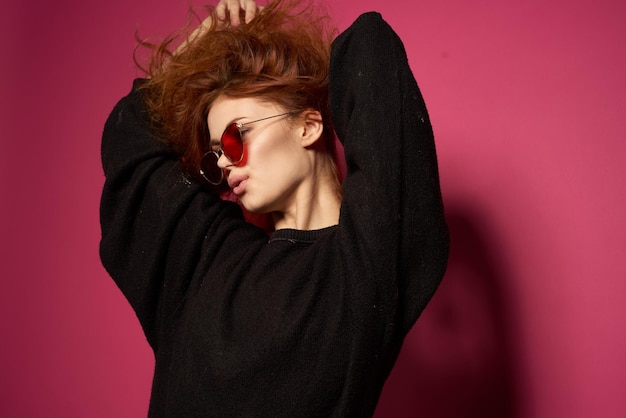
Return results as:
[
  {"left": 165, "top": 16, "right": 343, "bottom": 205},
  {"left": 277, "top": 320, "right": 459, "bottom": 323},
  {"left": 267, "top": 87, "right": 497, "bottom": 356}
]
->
[{"left": 330, "top": 12, "right": 449, "bottom": 335}]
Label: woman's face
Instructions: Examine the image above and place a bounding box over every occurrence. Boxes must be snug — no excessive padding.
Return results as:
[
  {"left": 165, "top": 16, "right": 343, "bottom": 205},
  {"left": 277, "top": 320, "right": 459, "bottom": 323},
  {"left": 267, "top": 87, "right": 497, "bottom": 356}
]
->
[{"left": 207, "top": 96, "right": 313, "bottom": 214}]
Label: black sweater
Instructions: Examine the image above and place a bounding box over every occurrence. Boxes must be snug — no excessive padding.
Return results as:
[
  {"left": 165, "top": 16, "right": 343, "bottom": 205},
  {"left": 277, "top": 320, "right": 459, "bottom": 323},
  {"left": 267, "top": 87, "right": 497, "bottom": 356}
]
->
[{"left": 100, "top": 12, "right": 449, "bottom": 418}]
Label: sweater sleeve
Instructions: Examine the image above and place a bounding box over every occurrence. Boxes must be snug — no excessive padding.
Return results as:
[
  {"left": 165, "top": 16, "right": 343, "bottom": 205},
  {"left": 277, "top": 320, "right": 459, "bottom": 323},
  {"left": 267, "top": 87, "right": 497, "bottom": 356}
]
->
[
  {"left": 99, "top": 81, "right": 263, "bottom": 349},
  {"left": 330, "top": 13, "right": 449, "bottom": 334}
]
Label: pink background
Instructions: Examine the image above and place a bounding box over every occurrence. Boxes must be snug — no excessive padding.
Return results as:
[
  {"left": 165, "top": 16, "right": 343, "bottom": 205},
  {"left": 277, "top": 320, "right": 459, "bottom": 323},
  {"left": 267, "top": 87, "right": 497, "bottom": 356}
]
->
[{"left": 2, "top": 0, "right": 625, "bottom": 416}]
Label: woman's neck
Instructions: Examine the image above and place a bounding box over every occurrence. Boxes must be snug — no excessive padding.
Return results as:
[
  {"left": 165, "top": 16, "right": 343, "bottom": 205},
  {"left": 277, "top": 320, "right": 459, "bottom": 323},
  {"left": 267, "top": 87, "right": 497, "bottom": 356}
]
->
[{"left": 272, "top": 176, "right": 341, "bottom": 231}]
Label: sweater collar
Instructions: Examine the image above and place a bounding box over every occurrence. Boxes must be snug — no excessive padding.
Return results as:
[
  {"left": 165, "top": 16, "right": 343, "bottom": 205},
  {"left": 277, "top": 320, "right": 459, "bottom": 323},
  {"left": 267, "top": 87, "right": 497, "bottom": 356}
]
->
[{"left": 268, "top": 225, "right": 336, "bottom": 244}]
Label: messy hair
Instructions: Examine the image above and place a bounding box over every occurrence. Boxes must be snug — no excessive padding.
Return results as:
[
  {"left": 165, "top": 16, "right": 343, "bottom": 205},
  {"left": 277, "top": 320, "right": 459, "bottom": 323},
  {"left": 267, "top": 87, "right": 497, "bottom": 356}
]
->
[{"left": 135, "top": 0, "right": 340, "bottom": 194}]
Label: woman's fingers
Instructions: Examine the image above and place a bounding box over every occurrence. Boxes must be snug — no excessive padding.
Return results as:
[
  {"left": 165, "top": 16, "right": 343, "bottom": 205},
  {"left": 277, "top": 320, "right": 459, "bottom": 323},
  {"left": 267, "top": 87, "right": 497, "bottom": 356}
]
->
[
  {"left": 215, "top": 0, "right": 262, "bottom": 26},
  {"left": 243, "top": 0, "right": 261, "bottom": 24},
  {"left": 174, "top": 1, "right": 261, "bottom": 55}
]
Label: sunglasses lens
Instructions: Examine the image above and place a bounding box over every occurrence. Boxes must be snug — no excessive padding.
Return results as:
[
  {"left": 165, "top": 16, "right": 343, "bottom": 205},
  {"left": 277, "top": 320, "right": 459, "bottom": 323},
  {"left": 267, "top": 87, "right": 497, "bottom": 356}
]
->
[
  {"left": 221, "top": 123, "right": 244, "bottom": 163},
  {"left": 200, "top": 152, "right": 223, "bottom": 185}
]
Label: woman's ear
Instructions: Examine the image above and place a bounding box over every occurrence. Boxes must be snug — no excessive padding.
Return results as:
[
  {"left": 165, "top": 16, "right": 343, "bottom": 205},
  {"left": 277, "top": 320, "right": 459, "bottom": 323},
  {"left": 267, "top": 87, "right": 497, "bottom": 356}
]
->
[{"left": 298, "top": 110, "right": 324, "bottom": 148}]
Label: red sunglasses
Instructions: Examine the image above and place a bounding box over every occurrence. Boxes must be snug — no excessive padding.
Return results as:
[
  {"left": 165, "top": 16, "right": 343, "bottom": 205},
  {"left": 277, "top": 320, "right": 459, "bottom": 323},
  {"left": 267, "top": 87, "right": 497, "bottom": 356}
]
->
[{"left": 200, "top": 112, "right": 291, "bottom": 185}]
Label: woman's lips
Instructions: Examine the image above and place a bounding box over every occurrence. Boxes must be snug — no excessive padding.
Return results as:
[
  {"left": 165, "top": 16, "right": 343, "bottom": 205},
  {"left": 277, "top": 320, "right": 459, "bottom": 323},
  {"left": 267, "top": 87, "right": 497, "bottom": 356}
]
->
[
  {"left": 233, "top": 179, "right": 247, "bottom": 195},
  {"left": 228, "top": 175, "right": 248, "bottom": 195}
]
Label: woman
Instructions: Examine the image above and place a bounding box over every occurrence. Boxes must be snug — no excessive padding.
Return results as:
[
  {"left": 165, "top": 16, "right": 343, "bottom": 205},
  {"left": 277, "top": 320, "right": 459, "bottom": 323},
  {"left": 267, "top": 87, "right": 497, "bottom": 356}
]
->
[{"left": 100, "top": 0, "right": 449, "bottom": 416}]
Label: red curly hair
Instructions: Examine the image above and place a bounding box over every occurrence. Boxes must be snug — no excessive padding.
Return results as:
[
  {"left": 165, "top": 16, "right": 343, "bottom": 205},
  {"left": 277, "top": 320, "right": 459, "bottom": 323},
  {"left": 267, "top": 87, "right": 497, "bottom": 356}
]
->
[{"left": 136, "top": 0, "right": 341, "bottom": 200}]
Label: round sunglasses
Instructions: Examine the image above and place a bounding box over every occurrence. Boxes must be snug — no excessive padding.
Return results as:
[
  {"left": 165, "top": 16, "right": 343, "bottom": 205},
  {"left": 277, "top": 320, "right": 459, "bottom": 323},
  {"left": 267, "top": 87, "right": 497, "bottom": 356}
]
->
[{"left": 200, "top": 112, "right": 291, "bottom": 185}]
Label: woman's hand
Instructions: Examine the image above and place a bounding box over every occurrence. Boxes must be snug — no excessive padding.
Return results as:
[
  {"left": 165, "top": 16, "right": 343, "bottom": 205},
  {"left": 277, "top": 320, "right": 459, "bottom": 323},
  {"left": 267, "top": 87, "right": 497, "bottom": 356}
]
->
[
  {"left": 215, "top": 0, "right": 263, "bottom": 27},
  {"left": 175, "top": 0, "right": 262, "bottom": 54}
]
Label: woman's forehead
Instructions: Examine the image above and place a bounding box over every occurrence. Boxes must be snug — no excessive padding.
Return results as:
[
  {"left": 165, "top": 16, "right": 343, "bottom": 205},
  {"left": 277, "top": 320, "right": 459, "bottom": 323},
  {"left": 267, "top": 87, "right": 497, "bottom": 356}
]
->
[{"left": 207, "top": 96, "right": 282, "bottom": 128}]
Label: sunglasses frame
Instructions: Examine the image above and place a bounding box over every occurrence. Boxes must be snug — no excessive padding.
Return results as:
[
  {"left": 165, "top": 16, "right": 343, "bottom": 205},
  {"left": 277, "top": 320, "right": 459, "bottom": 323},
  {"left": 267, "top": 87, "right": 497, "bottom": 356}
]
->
[{"left": 200, "top": 112, "right": 292, "bottom": 185}]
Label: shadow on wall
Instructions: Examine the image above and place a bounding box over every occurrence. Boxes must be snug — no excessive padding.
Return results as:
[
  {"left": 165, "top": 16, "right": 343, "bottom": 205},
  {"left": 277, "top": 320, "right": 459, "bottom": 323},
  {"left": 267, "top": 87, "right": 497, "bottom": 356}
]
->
[{"left": 374, "top": 205, "right": 524, "bottom": 418}]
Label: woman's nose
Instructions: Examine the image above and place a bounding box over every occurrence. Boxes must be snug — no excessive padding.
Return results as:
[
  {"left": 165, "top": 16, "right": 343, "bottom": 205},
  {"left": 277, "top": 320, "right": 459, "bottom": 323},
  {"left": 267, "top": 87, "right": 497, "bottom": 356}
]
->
[{"left": 216, "top": 150, "right": 232, "bottom": 169}]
